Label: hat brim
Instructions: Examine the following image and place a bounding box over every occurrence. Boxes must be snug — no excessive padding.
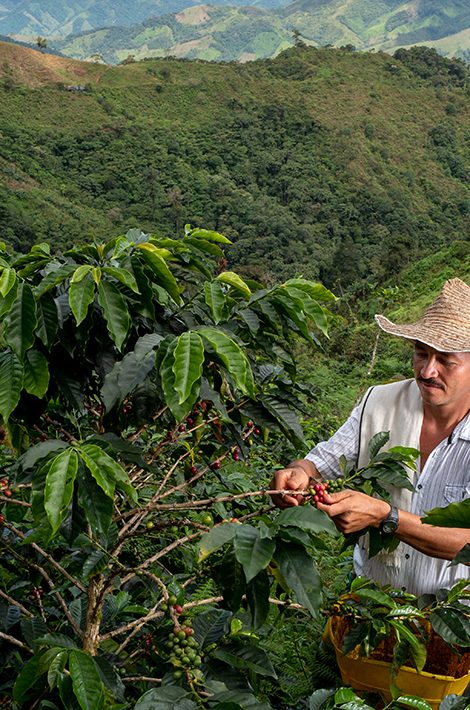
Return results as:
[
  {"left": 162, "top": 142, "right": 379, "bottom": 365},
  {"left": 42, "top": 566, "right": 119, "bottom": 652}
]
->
[{"left": 374, "top": 314, "right": 470, "bottom": 353}]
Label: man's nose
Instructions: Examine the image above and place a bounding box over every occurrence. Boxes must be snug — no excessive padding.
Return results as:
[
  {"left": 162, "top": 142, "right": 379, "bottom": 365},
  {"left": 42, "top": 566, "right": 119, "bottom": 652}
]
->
[{"left": 419, "top": 356, "right": 439, "bottom": 379}]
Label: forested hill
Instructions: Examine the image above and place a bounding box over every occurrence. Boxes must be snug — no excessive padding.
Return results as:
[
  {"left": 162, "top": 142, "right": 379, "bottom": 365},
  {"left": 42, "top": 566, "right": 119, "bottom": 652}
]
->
[{"left": 0, "top": 41, "right": 469, "bottom": 290}]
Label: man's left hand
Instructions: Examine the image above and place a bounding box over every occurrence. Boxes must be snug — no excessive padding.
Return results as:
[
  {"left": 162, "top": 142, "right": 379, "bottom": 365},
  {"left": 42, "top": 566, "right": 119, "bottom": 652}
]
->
[{"left": 317, "top": 490, "right": 391, "bottom": 534}]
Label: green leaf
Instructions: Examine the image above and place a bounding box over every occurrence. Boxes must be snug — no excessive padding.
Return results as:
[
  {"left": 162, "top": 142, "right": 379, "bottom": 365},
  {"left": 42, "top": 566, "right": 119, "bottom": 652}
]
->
[
  {"left": 452, "top": 543, "right": 470, "bottom": 565},
  {"left": 0, "top": 277, "right": 18, "bottom": 319},
  {"left": 160, "top": 339, "right": 200, "bottom": 421},
  {"left": 24, "top": 349, "right": 50, "bottom": 398},
  {"left": 198, "top": 327, "right": 254, "bottom": 396},
  {"left": 173, "top": 332, "right": 204, "bottom": 405},
  {"left": 70, "top": 265, "right": 93, "bottom": 284},
  {"left": 308, "top": 688, "right": 336, "bottom": 710},
  {"left": 246, "top": 570, "right": 270, "bottom": 629},
  {"left": 69, "top": 650, "right": 104, "bottom": 710},
  {"left": 335, "top": 688, "right": 359, "bottom": 704},
  {"left": 276, "top": 505, "right": 338, "bottom": 535},
  {"left": 97, "top": 280, "right": 130, "bottom": 351},
  {"left": 104, "top": 349, "right": 156, "bottom": 411},
  {"left": 69, "top": 275, "right": 95, "bottom": 325},
  {"left": 79, "top": 444, "right": 136, "bottom": 502},
  {"left": 387, "top": 606, "right": 424, "bottom": 619},
  {"left": 134, "top": 687, "right": 196, "bottom": 710},
  {"left": 136, "top": 243, "right": 181, "bottom": 304},
  {"left": 4, "top": 281, "right": 37, "bottom": 358},
  {"left": 13, "top": 653, "right": 47, "bottom": 703},
  {"left": 186, "top": 226, "right": 231, "bottom": 244},
  {"left": 429, "top": 608, "right": 470, "bottom": 646},
  {"left": 395, "top": 697, "right": 433, "bottom": 710},
  {"left": 0, "top": 266, "right": 17, "bottom": 297},
  {"left": 261, "top": 394, "right": 305, "bottom": 446},
  {"left": 35, "top": 263, "right": 76, "bottom": 297},
  {"left": 362, "top": 462, "right": 415, "bottom": 491},
  {"left": 353, "top": 588, "right": 397, "bottom": 608},
  {"left": 213, "top": 642, "right": 277, "bottom": 677},
  {"left": 368, "top": 431, "right": 390, "bottom": 458},
  {"left": 422, "top": 498, "right": 470, "bottom": 528},
  {"left": 82, "top": 550, "right": 107, "bottom": 578},
  {"left": 44, "top": 449, "right": 79, "bottom": 535},
  {"left": 198, "top": 522, "right": 239, "bottom": 562},
  {"left": 36, "top": 292, "right": 59, "bottom": 349},
  {"left": 77, "top": 470, "right": 113, "bottom": 535},
  {"left": 274, "top": 542, "right": 321, "bottom": 617},
  {"left": 47, "top": 649, "right": 69, "bottom": 690},
  {"left": 102, "top": 266, "right": 140, "bottom": 293},
  {"left": 35, "top": 633, "right": 79, "bottom": 649},
  {"left": 389, "top": 620, "right": 426, "bottom": 671},
  {"left": 0, "top": 349, "right": 23, "bottom": 422},
  {"left": 216, "top": 271, "right": 252, "bottom": 298},
  {"left": 204, "top": 281, "right": 227, "bottom": 324},
  {"left": 233, "top": 525, "right": 275, "bottom": 583},
  {"left": 283, "top": 279, "right": 336, "bottom": 302}
]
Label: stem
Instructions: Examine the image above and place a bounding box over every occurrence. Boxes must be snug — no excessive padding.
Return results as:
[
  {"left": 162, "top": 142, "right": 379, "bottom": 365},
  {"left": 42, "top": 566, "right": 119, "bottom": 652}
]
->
[{"left": 83, "top": 576, "right": 105, "bottom": 655}]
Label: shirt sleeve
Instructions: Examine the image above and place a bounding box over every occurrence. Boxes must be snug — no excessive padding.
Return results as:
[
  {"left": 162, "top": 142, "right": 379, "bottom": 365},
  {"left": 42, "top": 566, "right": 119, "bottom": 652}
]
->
[{"left": 305, "top": 402, "right": 362, "bottom": 479}]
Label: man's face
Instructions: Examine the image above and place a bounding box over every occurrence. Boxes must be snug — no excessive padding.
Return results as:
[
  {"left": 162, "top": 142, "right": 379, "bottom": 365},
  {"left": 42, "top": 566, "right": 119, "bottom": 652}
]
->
[{"left": 412, "top": 341, "right": 470, "bottom": 410}]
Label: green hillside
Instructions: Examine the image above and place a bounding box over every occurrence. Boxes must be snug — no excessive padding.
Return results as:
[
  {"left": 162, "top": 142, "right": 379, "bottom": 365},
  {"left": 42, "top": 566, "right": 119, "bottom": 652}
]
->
[
  {"left": 0, "top": 41, "right": 469, "bottom": 292},
  {"left": 53, "top": 0, "right": 470, "bottom": 63}
]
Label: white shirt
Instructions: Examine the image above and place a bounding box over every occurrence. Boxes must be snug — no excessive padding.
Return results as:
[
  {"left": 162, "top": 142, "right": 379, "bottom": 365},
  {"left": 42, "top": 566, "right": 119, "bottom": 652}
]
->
[{"left": 306, "top": 400, "right": 470, "bottom": 596}]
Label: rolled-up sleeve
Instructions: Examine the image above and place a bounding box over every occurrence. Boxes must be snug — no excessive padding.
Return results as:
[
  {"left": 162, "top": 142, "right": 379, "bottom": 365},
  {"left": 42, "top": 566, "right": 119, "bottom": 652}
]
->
[{"left": 305, "top": 403, "right": 361, "bottom": 479}]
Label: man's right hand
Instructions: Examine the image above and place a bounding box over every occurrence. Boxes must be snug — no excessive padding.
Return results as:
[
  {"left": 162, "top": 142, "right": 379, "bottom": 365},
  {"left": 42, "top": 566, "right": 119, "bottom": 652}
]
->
[{"left": 270, "top": 461, "right": 317, "bottom": 509}]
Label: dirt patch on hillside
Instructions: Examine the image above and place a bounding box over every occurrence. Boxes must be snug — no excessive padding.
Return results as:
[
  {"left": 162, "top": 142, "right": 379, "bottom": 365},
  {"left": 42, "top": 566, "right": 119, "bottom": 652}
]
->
[
  {"left": 1, "top": 42, "right": 107, "bottom": 88},
  {"left": 175, "top": 5, "right": 210, "bottom": 26}
]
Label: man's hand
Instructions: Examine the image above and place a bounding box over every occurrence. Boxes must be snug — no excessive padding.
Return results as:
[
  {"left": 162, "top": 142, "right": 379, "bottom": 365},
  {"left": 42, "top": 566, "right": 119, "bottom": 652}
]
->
[
  {"left": 316, "top": 490, "right": 391, "bottom": 534},
  {"left": 270, "top": 462, "right": 316, "bottom": 509}
]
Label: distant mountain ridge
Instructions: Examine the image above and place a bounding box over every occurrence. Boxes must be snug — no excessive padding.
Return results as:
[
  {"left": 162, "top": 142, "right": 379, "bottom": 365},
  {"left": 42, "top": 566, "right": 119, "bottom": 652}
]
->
[
  {"left": 1, "top": 0, "right": 469, "bottom": 63},
  {"left": 47, "top": 0, "right": 470, "bottom": 64},
  {"left": 0, "top": 0, "right": 290, "bottom": 40}
]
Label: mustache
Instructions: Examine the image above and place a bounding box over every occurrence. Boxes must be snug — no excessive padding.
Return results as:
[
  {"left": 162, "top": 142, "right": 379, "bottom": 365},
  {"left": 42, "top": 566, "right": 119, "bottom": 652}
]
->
[{"left": 417, "top": 377, "right": 444, "bottom": 389}]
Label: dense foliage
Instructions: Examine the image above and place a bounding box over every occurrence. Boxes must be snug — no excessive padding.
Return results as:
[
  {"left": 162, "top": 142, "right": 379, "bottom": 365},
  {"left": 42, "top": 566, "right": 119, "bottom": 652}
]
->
[{"left": 0, "top": 45, "right": 469, "bottom": 293}]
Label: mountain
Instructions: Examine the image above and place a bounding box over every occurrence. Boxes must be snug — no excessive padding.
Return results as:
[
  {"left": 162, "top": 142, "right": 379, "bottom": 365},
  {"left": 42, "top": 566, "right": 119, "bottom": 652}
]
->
[
  {"left": 51, "top": 0, "right": 470, "bottom": 64},
  {"left": 0, "top": 0, "right": 291, "bottom": 40},
  {"left": 0, "top": 40, "right": 468, "bottom": 289}
]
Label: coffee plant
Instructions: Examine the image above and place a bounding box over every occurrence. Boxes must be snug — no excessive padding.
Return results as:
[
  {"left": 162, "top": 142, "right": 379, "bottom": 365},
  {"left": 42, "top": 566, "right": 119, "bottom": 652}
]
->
[{"left": 0, "top": 226, "right": 344, "bottom": 708}]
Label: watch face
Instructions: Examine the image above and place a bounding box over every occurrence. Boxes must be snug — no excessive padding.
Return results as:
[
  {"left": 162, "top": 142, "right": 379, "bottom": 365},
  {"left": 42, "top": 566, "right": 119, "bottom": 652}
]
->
[
  {"left": 382, "top": 520, "right": 398, "bottom": 534},
  {"left": 381, "top": 506, "right": 399, "bottom": 534}
]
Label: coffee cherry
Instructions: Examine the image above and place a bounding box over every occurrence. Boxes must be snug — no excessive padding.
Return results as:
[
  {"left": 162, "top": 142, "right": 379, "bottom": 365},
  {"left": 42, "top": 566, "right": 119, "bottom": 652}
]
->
[
  {"left": 190, "top": 466, "right": 198, "bottom": 475},
  {"left": 178, "top": 424, "right": 185, "bottom": 432},
  {"left": 254, "top": 427, "right": 261, "bottom": 436},
  {"left": 146, "top": 520, "right": 155, "bottom": 530},
  {"left": 168, "top": 594, "right": 178, "bottom": 606},
  {"left": 174, "top": 604, "right": 183, "bottom": 614},
  {"left": 211, "top": 460, "right": 221, "bottom": 470},
  {"left": 310, "top": 482, "right": 329, "bottom": 505},
  {"left": 232, "top": 448, "right": 240, "bottom": 461}
]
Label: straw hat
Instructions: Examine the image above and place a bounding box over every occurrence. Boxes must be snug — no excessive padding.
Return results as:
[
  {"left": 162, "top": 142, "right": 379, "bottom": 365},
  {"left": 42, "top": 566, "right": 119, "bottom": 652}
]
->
[{"left": 375, "top": 278, "right": 470, "bottom": 353}]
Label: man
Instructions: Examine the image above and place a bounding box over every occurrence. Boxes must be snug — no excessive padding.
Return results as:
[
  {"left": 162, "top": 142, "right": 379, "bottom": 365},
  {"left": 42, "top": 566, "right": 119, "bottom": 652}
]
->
[{"left": 271, "top": 277, "right": 470, "bottom": 596}]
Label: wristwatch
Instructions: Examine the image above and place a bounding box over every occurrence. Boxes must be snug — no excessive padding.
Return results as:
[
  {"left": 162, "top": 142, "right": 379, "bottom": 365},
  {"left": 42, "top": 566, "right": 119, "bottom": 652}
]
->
[{"left": 380, "top": 505, "right": 399, "bottom": 534}]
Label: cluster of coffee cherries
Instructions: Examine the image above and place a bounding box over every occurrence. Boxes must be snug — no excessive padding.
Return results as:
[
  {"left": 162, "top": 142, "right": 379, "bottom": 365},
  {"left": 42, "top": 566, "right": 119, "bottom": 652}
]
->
[
  {"left": 166, "top": 620, "right": 204, "bottom": 683},
  {"left": 322, "top": 600, "right": 362, "bottom": 622},
  {"left": 310, "top": 478, "right": 344, "bottom": 504}
]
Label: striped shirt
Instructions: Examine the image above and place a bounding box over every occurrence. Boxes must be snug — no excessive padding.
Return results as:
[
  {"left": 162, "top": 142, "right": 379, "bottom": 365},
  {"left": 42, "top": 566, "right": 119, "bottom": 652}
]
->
[{"left": 306, "top": 392, "right": 470, "bottom": 597}]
